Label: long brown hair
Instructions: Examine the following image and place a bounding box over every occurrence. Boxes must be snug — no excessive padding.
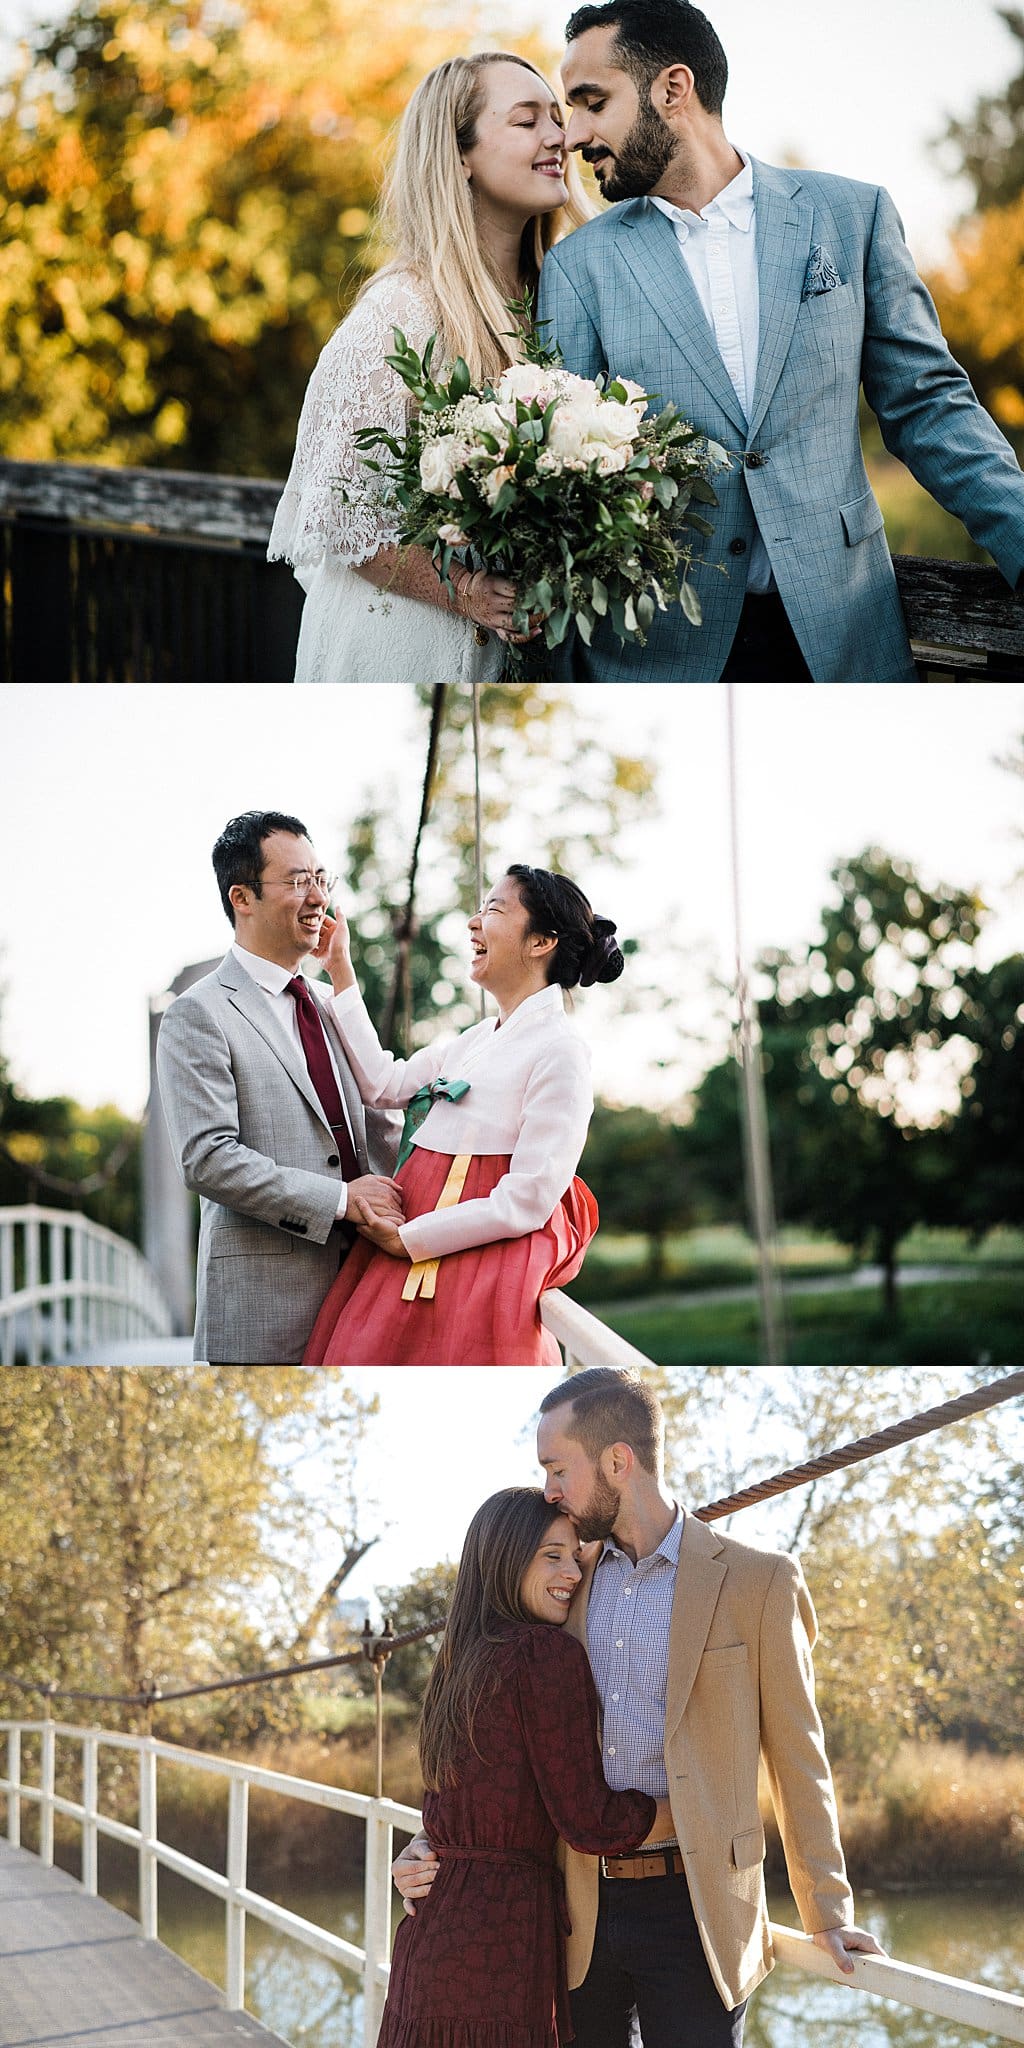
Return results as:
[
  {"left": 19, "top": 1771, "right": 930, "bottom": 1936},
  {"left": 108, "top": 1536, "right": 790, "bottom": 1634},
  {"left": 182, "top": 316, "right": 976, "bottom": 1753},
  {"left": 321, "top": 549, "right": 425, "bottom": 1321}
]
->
[
  {"left": 370, "top": 54, "right": 595, "bottom": 386},
  {"left": 419, "top": 1488, "right": 564, "bottom": 1790}
]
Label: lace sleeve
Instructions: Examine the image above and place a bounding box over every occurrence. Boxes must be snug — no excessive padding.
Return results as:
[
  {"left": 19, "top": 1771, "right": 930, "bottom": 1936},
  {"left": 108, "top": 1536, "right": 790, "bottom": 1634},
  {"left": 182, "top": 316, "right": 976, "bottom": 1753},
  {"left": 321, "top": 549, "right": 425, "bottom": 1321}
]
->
[{"left": 268, "top": 273, "right": 438, "bottom": 569}]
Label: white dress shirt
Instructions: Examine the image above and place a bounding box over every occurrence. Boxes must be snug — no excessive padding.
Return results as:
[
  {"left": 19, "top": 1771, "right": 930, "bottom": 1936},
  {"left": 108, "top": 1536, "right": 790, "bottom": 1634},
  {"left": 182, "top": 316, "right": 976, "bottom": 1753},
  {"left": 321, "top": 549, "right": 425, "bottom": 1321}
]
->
[
  {"left": 230, "top": 942, "right": 355, "bottom": 1219},
  {"left": 651, "top": 151, "right": 773, "bottom": 593},
  {"left": 330, "top": 981, "right": 593, "bottom": 1262}
]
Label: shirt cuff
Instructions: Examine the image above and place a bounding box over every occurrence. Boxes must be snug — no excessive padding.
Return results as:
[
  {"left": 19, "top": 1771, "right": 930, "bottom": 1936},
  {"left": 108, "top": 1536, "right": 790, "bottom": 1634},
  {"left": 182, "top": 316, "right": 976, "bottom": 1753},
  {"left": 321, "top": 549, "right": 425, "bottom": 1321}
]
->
[{"left": 335, "top": 1184, "right": 349, "bottom": 1221}]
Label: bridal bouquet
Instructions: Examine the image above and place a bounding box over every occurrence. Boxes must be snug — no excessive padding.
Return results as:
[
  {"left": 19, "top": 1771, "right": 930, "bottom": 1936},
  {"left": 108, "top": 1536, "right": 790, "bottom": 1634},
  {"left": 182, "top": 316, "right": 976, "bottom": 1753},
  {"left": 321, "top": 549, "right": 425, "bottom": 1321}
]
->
[{"left": 353, "top": 325, "right": 729, "bottom": 654}]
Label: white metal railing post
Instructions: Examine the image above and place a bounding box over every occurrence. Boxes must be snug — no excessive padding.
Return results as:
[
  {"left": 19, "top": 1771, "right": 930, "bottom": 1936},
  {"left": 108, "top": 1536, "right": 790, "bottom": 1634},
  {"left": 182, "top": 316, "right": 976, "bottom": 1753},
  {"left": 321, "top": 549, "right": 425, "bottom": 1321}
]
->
[
  {"left": 138, "top": 1739, "right": 158, "bottom": 1939},
  {"left": 363, "top": 1802, "right": 393, "bottom": 2048},
  {"left": 26, "top": 1211, "right": 42, "bottom": 1365},
  {"left": 0, "top": 1217, "right": 14, "bottom": 1365},
  {"left": 39, "top": 1719, "right": 55, "bottom": 1864},
  {"left": 225, "top": 1774, "right": 249, "bottom": 2009},
  {"left": 71, "top": 1217, "right": 85, "bottom": 1357},
  {"left": 6, "top": 1726, "right": 21, "bottom": 1845},
  {"left": 82, "top": 1733, "right": 99, "bottom": 1893}
]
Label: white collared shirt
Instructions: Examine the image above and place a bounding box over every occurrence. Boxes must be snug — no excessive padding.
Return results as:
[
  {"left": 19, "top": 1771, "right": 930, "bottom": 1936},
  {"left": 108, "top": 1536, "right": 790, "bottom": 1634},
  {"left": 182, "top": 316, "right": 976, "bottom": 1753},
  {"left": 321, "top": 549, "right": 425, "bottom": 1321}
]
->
[
  {"left": 651, "top": 151, "right": 772, "bottom": 593},
  {"left": 330, "top": 980, "right": 593, "bottom": 1261},
  {"left": 230, "top": 941, "right": 355, "bottom": 1219}
]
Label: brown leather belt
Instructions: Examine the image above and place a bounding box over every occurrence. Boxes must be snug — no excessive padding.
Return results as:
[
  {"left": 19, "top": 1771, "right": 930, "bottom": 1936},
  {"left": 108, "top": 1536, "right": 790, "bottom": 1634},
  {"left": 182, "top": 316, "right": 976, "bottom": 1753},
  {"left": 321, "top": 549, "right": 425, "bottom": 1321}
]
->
[{"left": 601, "top": 1847, "right": 685, "bottom": 1880}]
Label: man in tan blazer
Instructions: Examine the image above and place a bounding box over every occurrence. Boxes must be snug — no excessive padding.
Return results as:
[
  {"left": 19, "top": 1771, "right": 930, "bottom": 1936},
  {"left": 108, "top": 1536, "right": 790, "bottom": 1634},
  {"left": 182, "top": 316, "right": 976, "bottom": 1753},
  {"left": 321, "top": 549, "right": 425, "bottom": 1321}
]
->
[{"left": 394, "top": 1367, "right": 881, "bottom": 2043}]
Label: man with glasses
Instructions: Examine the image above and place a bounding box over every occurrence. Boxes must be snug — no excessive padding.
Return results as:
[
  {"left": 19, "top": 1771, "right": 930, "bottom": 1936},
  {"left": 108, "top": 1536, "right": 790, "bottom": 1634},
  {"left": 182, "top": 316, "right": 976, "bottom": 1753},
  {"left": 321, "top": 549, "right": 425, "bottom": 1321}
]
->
[{"left": 156, "top": 810, "right": 402, "bottom": 1363}]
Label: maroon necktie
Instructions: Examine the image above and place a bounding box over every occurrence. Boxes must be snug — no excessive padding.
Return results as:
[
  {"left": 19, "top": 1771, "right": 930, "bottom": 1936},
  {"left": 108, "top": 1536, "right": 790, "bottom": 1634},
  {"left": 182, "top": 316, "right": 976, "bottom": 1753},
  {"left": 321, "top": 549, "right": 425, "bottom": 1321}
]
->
[{"left": 286, "top": 976, "right": 359, "bottom": 1180}]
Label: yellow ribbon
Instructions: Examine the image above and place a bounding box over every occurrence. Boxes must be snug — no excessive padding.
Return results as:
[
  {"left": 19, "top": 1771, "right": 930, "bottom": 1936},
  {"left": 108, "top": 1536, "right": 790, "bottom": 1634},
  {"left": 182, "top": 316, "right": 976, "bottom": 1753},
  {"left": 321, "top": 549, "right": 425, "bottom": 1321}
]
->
[{"left": 402, "top": 1154, "right": 473, "bottom": 1301}]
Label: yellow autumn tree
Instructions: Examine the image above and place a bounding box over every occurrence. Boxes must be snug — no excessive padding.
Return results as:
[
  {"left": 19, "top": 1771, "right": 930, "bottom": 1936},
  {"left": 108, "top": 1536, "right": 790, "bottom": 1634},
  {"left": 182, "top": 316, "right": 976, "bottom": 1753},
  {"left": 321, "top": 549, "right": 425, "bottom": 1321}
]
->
[
  {"left": 928, "top": 193, "right": 1024, "bottom": 457},
  {"left": 926, "top": 6, "right": 1024, "bottom": 460},
  {"left": 0, "top": 0, "right": 536, "bottom": 474}
]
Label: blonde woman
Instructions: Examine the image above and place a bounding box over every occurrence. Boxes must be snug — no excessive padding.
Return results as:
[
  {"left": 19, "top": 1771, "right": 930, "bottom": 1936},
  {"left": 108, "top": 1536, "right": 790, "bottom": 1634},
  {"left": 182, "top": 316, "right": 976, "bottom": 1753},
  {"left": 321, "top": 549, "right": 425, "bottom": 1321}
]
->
[{"left": 269, "top": 55, "right": 592, "bottom": 683}]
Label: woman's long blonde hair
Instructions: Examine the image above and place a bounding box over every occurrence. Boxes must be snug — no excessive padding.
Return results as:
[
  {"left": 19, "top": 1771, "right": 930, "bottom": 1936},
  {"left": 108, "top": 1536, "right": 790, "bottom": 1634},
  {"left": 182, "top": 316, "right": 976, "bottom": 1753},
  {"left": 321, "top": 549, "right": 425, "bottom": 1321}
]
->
[{"left": 372, "top": 52, "right": 594, "bottom": 386}]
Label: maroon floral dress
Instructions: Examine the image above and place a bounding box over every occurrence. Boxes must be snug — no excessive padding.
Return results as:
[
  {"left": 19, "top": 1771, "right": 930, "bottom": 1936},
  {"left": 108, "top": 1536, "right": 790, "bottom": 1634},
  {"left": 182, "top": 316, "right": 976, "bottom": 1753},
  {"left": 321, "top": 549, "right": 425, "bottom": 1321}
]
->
[{"left": 377, "top": 1623, "right": 656, "bottom": 2048}]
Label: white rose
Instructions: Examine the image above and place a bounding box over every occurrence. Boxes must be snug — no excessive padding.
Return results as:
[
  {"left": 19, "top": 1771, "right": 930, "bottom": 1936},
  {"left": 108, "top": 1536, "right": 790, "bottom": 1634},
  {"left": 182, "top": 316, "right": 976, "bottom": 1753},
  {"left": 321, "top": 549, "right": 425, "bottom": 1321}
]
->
[
  {"left": 482, "top": 463, "right": 515, "bottom": 506},
  {"left": 547, "top": 395, "right": 639, "bottom": 465},
  {"left": 419, "top": 436, "right": 470, "bottom": 494},
  {"left": 496, "top": 363, "right": 564, "bottom": 408}
]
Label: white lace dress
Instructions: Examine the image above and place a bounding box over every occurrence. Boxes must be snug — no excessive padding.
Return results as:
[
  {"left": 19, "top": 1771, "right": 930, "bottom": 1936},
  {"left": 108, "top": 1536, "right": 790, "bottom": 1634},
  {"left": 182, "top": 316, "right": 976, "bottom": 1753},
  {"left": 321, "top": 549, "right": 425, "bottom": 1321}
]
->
[{"left": 268, "top": 272, "right": 504, "bottom": 685}]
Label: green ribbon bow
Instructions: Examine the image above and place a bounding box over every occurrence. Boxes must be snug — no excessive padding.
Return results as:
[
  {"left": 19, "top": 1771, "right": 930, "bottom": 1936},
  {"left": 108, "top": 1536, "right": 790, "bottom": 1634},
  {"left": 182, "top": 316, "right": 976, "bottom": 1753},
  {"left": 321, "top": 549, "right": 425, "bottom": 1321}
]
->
[{"left": 397, "top": 1076, "right": 471, "bottom": 1169}]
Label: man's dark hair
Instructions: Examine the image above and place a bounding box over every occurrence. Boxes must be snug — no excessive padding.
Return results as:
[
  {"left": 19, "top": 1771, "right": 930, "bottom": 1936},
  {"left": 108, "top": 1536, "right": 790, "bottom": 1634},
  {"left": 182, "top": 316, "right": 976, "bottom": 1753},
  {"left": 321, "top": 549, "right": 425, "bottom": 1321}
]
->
[
  {"left": 212, "top": 810, "right": 310, "bottom": 927},
  {"left": 539, "top": 1368, "right": 663, "bottom": 1475},
  {"left": 565, "top": 0, "right": 728, "bottom": 117}
]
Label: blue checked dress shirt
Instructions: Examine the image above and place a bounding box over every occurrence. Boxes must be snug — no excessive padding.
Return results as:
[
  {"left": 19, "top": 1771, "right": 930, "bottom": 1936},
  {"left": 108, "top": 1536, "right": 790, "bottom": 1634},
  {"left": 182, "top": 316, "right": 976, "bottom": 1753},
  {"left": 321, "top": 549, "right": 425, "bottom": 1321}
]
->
[{"left": 586, "top": 1506, "right": 684, "bottom": 1799}]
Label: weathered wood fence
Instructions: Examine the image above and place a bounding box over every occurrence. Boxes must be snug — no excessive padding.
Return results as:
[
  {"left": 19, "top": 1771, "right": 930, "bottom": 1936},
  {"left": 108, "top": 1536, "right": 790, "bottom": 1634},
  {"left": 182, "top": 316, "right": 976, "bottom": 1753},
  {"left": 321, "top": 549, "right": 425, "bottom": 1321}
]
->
[{"left": 2, "top": 457, "right": 1022, "bottom": 681}]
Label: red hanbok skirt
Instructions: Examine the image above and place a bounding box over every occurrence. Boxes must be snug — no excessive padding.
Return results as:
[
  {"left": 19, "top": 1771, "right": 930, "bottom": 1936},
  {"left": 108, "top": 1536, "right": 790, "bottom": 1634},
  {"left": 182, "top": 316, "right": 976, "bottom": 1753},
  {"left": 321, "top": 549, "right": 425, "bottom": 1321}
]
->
[{"left": 303, "top": 1147, "right": 598, "bottom": 1366}]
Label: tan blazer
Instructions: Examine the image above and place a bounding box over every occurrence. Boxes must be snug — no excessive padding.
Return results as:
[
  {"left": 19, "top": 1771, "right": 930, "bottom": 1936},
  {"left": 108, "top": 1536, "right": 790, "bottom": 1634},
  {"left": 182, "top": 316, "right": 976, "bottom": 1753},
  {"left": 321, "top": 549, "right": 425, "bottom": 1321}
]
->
[{"left": 561, "top": 1511, "right": 853, "bottom": 2011}]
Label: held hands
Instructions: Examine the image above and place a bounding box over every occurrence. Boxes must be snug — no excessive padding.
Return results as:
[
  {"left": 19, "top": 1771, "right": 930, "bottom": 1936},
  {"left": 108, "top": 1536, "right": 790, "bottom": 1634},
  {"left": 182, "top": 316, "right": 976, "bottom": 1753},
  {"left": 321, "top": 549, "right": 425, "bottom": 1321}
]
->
[
  {"left": 811, "top": 1925, "right": 887, "bottom": 1976},
  {"left": 392, "top": 1833, "right": 439, "bottom": 1917},
  {"left": 346, "top": 1176, "right": 405, "bottom": 1233},
  {"left": 355, "top": 1213, "right": 410, "bottom": 1259}
]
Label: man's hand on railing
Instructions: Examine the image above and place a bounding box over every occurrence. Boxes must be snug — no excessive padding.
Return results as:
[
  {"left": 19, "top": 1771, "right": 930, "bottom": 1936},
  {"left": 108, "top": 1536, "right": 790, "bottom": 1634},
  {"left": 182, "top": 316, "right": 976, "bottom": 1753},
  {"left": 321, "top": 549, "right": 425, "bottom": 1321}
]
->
[
  {"left": 392, "top": 1831, "right": 439, "bottom": 1917},
  {"left": 811, "top": 1924, "right": 887, "bottom": 1976}
]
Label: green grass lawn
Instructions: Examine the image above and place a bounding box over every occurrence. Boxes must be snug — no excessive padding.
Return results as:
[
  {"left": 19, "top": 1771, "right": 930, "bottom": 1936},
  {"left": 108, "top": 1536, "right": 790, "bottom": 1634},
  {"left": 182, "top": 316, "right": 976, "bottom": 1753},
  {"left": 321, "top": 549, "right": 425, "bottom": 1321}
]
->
[
  {"left": 603, "top": 1275, "right": 1024, "bottom": 1370},
  {"left": 571, "top": 1223, "right": 1024, "bottom": 1305}
]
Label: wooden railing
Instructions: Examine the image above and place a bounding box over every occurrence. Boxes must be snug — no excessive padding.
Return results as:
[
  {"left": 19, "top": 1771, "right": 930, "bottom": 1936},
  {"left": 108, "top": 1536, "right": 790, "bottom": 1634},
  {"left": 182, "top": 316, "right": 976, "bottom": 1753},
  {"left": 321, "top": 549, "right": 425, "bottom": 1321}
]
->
[
  {"left": 2, "top": 457, "right": 1021, "bottom": 680},
  {"left": 4, "top": 1720, "right": 1023, "bottom": 2045},
  {"left": 0, "top": 1203, "right": 174, "bottom": 1365}
]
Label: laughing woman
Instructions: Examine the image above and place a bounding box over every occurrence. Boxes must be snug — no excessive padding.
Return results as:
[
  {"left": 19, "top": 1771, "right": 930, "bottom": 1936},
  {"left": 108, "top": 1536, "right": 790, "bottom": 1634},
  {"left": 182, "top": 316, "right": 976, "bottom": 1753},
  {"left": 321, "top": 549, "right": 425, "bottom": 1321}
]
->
[
  {"left": 376, "top": 1488, "right": 663, "bottom": 2048},
  {"left": 303, "top": 865, "right": 623, "bottom": 1366}
]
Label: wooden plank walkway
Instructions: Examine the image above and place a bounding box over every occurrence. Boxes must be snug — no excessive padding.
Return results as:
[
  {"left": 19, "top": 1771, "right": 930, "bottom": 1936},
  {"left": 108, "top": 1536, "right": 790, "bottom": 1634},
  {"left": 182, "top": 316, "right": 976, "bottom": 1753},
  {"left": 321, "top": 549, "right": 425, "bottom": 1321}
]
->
[{"left": 0, "top": 1840, "right": 291, "bottom": 2048}]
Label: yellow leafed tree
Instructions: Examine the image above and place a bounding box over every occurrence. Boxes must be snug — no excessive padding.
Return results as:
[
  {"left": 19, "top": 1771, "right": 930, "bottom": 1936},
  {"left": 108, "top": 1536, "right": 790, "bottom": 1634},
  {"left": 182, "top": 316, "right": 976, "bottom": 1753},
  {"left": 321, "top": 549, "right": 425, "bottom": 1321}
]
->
[{"left": 0, "top": 0, "right": 537, "bottom": 474}]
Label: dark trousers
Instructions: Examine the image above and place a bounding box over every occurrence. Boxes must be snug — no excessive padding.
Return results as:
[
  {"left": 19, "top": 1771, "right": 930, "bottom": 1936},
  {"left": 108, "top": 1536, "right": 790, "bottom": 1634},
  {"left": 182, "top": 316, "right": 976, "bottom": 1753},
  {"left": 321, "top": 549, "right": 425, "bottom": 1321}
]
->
[
  {"left": 570, "top": 1873, "right": 747, "bottom": 2048},
  {"left": 720, "top": 591, "right": 812, "bottom": 681}
]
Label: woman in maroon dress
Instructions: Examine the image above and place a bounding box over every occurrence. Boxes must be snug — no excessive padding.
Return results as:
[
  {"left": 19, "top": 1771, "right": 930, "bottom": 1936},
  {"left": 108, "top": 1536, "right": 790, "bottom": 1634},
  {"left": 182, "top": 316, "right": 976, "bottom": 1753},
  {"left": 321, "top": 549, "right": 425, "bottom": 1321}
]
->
[{"left": 377, "top": 1489, "right": 664, "bottom": 2048}]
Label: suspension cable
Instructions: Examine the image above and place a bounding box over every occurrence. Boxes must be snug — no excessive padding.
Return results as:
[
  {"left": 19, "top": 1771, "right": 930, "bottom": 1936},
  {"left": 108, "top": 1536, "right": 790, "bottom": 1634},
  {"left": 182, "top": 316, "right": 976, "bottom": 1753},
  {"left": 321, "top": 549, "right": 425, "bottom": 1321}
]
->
[{"left": 380, "top": 685, "right": 448, "bottom": 1050}]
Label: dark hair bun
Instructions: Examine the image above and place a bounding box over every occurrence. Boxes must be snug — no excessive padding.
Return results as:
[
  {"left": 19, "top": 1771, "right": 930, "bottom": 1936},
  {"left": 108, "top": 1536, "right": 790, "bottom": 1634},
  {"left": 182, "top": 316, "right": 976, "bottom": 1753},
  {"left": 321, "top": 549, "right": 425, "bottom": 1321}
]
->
[{"left": 580, "top": 915, "right": 624, "bottom": 986}]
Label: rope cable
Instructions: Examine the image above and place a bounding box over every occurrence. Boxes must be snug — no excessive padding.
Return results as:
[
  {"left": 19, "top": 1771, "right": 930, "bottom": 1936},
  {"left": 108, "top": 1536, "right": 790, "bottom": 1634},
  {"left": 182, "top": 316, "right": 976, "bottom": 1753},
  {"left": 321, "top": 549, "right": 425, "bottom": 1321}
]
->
[{"left": 380, "top": 686, "right": 448, "bottom": 1050}]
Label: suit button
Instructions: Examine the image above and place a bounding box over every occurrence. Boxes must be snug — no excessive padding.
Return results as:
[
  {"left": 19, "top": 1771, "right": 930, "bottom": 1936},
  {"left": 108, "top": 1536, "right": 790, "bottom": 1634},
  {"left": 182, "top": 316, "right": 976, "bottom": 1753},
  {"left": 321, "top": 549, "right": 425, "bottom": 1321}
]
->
[
  {"left": 743, "top": 450, "right": 767, "bottom": 469},
  {"left": 729, "top": 537, "right": 747, "bottom": 555},
  {"left": 327, "top": 1154, "right": 340, "bottom": 1167}
]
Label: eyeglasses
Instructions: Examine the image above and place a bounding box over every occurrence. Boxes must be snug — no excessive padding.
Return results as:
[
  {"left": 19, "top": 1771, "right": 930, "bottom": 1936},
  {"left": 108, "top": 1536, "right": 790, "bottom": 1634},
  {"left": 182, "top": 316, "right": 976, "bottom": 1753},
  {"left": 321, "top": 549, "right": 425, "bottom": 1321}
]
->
[{"left": 260, "top": 870, "right": 338, "bottom": 897}]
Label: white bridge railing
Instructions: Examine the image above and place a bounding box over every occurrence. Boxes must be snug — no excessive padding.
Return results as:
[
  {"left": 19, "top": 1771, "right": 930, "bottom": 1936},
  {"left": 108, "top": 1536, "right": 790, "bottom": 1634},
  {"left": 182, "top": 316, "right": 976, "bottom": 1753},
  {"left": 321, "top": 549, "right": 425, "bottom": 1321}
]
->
[
  {"left": 541, "top": 1288, "right": 654, "bottom": 1368},
  {"left": 3, "top": 1719, "right": 1023, "bottom": 2047},
  {"left": 0, "top": 1205, "right": 173, "bottom": 1365}
]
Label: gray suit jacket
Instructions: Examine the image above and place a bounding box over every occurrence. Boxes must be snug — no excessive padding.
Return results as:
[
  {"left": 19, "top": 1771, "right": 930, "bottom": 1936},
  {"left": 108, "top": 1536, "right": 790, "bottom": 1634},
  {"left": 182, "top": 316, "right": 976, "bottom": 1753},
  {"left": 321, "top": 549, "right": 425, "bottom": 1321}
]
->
[
  {"left": 155, "top": 953, "right": 398, "bottom": 1364},
  {"left": 538, "top": 160, "right": 1024, "bottom": 681}
]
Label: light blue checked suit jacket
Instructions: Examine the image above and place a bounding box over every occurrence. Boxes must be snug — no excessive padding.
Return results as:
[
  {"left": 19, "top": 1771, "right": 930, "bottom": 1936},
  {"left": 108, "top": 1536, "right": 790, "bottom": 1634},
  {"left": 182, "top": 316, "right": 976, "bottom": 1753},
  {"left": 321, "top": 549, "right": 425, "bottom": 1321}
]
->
[{"left": 537, "top": 160, "right": 1024, "bottom": 681}]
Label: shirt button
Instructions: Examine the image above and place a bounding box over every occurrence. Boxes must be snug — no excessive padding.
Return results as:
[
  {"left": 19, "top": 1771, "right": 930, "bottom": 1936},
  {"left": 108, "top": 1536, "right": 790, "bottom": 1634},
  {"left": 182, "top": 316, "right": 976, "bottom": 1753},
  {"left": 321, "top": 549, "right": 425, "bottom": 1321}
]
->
[
  {"left": 612, "top": 1693, "right": 619, "bottom": 1702},
  {"left": 624, "top": 1587, "right": 632, "bottom": 1596},
  {"left": 607, "top": 1746, "right": 616, "bottom": 1756},
  {"left": 616, "top": 1639, "right": 624, "bottom": 1649}
]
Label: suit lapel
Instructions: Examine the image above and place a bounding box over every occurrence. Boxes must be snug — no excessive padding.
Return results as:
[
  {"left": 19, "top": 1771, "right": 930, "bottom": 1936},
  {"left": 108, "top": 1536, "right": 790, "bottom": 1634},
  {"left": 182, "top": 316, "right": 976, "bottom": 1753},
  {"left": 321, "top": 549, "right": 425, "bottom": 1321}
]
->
[
  {"left": 663, "top": 1511, "right": 727, "bottom": 1746},
  {"left": 617, "top": 202, "right": 747, "bottom": 435},
  {"left": 748, "top": 161, "right": 814, "bottom": 443},
  {"left": 217, "top": 956, "right": 331, "bottom": 1137}
]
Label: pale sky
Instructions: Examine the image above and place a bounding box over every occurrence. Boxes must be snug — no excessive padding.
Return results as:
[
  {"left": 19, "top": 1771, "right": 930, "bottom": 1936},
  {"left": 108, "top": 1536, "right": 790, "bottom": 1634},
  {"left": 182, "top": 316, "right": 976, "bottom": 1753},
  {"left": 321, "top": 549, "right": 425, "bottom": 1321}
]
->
[
  {"left": 2, "top": 682, "right": 1023, "bottom": 1119},
  {"left": 1, "top": 0, "right": 1019, "bottom": 268}
]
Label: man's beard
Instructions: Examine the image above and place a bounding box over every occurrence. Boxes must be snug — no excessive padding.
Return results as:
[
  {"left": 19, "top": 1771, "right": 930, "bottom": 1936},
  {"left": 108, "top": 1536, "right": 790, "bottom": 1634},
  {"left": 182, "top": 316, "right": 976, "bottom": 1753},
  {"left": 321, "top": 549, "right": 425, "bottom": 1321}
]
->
[
  {"left": 574, "top": 1470, "right": 622, "bottom": 1543},
  {"left": 591, "top": 103, "right": 676, "bottom": 202}
]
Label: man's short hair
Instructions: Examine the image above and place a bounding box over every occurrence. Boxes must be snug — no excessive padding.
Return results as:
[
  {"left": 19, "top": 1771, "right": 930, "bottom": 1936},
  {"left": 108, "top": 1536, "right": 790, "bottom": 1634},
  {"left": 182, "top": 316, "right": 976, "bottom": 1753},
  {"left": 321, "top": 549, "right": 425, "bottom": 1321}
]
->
[
  {"left": 564, "top": 0, "right": 728, "bottom": 118},
  {"left": 539, "top": 1368, "right": 663, "bottom": 1475},
  {"left": 212, "top": 810, "right": 310, "bottom": 927}
]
